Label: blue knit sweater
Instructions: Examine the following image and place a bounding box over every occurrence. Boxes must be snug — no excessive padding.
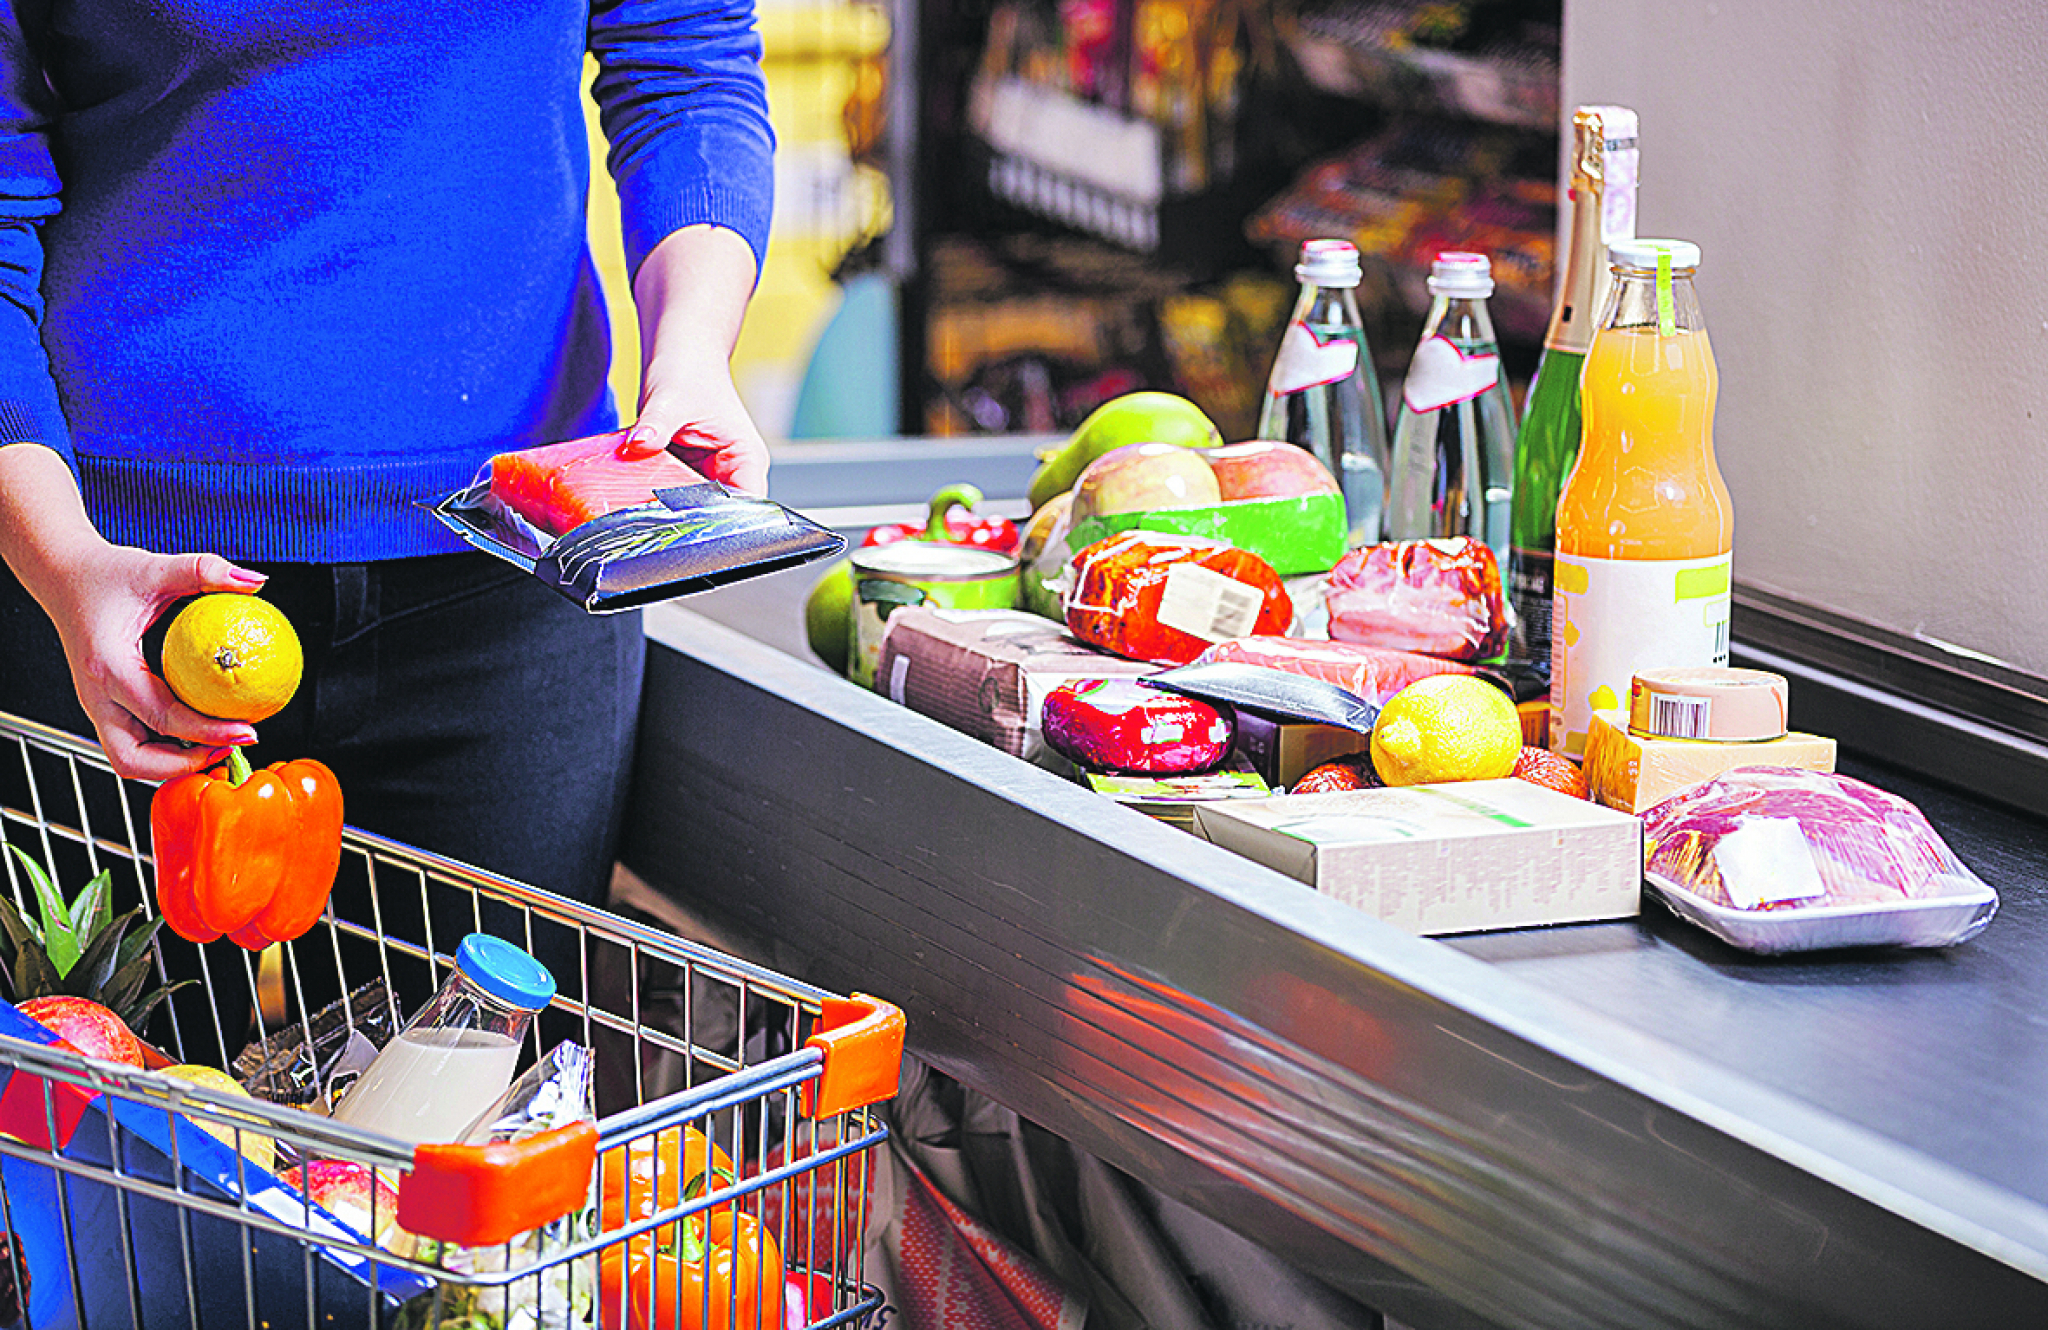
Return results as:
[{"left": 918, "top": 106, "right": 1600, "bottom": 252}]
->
[{"left": 0, "top": 3, "right": 773, "bottom": 563}]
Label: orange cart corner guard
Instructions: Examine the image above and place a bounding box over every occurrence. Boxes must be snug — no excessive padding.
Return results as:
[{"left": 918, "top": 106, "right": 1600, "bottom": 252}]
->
[
  {"left": 395, "top": 1119, "right": 599, "bottom": 1247},
  {"left": 801, "top": 993, "right": 906, "bottom": 1119}
]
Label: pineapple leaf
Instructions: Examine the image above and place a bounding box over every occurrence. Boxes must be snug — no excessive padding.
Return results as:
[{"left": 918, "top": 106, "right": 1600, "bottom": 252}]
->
[
  {"left": 10, "top": 940, "right": 60, "bottom": 1003},
  {"left": 69, "top": 869, "right": 113, "bottom": 945},
  {"left": 100, "top": 915, "right": 159, "bottom": 1014},
  {"left": 0, "top": 845, "right": 48, "bottom": 950},
  {"left": 0, "top": 891, "right": 37, "bottom": 968},
  {"left": 121, "top": 980, "right": 190, "bottom": 1035},
  {"left": 63, "top": 909, "right": 130, "bottom": 1006},
  {"left": 4, "top": 843, "right": 82, "bottom": 978}
]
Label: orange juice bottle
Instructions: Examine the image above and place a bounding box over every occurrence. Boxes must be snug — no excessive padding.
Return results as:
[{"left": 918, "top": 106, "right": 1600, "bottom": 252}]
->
[{"left": 1549, "top": 240, "right": 1734, "bottom": 758}]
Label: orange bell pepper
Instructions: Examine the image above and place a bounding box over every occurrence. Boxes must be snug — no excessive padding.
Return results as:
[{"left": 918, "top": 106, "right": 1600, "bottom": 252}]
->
[
  {"left": 150, "top": 748, "right": 343, "bottom": 949},
  {"left": 599, "top": 1134, "right": 782, "bottom": 1330},
  {"left": 599, "top": 1199, "right": 784, "bottom": 1330}
]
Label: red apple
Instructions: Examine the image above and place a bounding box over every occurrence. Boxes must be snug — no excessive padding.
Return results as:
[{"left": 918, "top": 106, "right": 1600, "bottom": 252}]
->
[
  {"left": 281, "top": 1159, "right": 415, "bottom": 1256},
  {"left": 1070, "top": 443, "right": 1221, "bottom": 522},
  {"left": 1204, "top": 440, "right": 1340, "bottom": 501},
  {"left": 19, "top": 996, "right": 144, "bottom": 1068}
]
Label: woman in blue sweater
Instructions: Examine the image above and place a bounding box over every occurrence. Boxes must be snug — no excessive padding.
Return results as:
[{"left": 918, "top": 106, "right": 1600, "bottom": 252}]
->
[{"left": 0, "top": 6, "right": 775, "bottom": 917}]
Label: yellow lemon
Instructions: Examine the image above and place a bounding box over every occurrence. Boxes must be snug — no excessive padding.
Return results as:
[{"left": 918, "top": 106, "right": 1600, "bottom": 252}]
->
[
  {"left": 1369, "top": 674, "right": 1522, "bottom": 787},
  {"left": 162, "top": 594, "right": 303, "bottom": 722},
  {"left": 161, "top": 1064, "right": 277, "bottom": 1172}
]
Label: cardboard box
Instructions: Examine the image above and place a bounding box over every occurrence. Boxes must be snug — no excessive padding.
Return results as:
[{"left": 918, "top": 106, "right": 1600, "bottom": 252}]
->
[
  {"left": 1085, "top": 768, "right": 1272, "bottom": 830},
  {"left": 1193, "top": 780, "right": 1642, "bottom": 935},
  {"left": 1230, "top": 712, "right": 1373, "bottom": 789},
  {"left": 1584, "top": 708, "right": 1837, "bottom": 814},
  {"left": 875, "top": 607, "right": 1156, "bottom": 760}
]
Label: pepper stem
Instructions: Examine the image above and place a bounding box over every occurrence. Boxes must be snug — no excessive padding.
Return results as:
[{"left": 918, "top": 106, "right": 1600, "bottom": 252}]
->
[
  {"left": 225, "top": 746, "right": 253, "bottom": 787},
  {"left": 924, "top": 483, "right": 984, "bottom": 540}
]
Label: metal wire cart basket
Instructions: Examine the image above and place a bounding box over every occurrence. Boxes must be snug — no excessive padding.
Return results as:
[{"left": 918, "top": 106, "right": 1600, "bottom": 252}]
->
[{"left": 0, "top": 710, "right": 903, "bottom": 1329}]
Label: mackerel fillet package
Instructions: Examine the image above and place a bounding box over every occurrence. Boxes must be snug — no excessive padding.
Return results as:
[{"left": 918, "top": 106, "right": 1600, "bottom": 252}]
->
[{"left": 432, "top": 430, "right": 844, "bottom": 612}]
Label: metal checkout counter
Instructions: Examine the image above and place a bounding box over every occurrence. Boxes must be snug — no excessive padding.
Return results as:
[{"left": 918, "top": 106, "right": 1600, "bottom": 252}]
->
[{"left": 617, "top": 435, "right": 2048, "bottom": 1330}]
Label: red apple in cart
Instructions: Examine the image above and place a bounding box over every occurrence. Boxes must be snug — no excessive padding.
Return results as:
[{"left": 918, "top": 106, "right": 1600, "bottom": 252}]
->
[
  {"left": 18, "top": 996, "right": 145, "bottom": 1068},
  {"left": 280, "top": 1160, "right": 417, "bottom": 1258},
  {"left": 1070, "top": 443, "right": 1222, "bottom": 521},
  {"left": 1203, "top": 440, "right": 1340, "bottom": 501}
]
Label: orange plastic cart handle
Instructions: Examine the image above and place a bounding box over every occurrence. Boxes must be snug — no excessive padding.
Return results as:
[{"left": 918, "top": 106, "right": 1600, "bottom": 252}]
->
[
  {"left": 396, "top": 1119, "right": 599, "bottom": 1246},
  {"left": 801, "top": 993, "right": 905, "bottom": 1119}
]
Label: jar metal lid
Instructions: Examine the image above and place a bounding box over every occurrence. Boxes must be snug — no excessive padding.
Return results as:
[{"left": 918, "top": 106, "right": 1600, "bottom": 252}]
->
[{"left": 455, "top": 933, "right": 556, "bottom": 1011}]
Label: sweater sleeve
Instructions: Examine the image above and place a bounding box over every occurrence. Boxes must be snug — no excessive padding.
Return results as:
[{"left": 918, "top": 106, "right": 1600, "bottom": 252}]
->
[
  {"left": 0, "top": 8, "right": 68, "bottom": 470},
  {"left": 587, "top": 0, "right": 776, "bottom": 283}
]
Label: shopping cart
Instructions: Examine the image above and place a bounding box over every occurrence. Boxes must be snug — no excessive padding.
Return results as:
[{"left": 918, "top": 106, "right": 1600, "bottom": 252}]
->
[{"left": 0, "top": 709, "right": 902, "bottom": 1329}]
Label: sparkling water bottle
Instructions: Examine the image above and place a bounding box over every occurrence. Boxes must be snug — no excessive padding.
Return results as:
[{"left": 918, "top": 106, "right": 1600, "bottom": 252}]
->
[
  {"left": 1385, "top": 251, "right": 1518, "bottom": 570},
  {"left": 1256, "top": 239, "right": 1391, "bottom": 547}
]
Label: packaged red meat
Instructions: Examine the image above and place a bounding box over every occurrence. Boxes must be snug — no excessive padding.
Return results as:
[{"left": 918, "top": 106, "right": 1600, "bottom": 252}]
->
[
  {"left": 1063, "top": 532, "right": 1292, "bottom": 666},
  {"left": 1193, "top": 637, "right": 1480, "bottom": 707},
  {"left": 432, "top": 430, "right": 842, "bottom": 611},
  {"left": 1324, "top": 537, "right": 1508, "bottom": 661},
  {"left": 1642, "top": 767, "right": 1999, "bottom": 953},
  {"left": 1042, "top": 678, "right": 1234, "bottom": 774}
]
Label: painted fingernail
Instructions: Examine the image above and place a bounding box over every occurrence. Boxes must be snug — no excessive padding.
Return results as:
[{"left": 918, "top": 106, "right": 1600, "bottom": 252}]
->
[{"left": 230, "top": 567, "right": 267, "bottom": 587}]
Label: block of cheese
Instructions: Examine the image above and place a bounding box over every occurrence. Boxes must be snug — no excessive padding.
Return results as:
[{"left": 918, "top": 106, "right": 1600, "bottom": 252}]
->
[{"left": 1584, "top": 709, "right": 1838, "bottom": 814}]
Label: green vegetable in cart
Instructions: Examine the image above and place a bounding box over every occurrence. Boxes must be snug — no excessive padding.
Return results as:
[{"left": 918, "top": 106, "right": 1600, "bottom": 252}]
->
[
  {"left": 0, "top": 844, "right": 186, "bottom": 1034},
  {"left": 803, "top": 556, "right": 855, "bottom": 673},
  {"left": 1026, "top": 391, "right": 1222, "bottom": 511}
]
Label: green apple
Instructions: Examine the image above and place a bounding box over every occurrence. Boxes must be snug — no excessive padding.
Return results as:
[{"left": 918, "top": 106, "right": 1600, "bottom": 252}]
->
[
  {"left": 1026, "top": 392, "right": 1221, "bottom": 511},
  {"left": 802, "top": 557, "right": 855, "bottom": 675}
]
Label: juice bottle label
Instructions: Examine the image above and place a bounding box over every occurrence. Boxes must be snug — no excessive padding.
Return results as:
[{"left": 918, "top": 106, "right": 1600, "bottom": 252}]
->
[
  {"left": 1549, "top": 551, "right": 1731, "bottom": 758},
  {"left": 1269, "top": 321, "right": 1360, "bottom": 394}
]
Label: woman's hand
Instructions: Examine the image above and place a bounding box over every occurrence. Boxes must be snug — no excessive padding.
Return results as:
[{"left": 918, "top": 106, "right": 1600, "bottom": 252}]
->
[
  {"left": 615, "top": 224, "right": 770, "bottom": 495},
  {"left": 1, "top": 443, "right": 261, "bottom": 781}
]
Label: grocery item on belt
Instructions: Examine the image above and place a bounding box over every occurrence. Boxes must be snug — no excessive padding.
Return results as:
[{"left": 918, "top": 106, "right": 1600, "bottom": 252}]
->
[
  {"left": 1064, "top": 531, "right": 1292, "bottom": 665},
  {"left": 433, "top": 429, "right": 843, "bottom": 612},
  {"left": 1042, "top": 678, "right": 1234, "bottom": 774},
  {"left": 1586, "top": 708, "right": 1835, "bottom": 813},
  {"left": 1064, "top": 440, "right": 1350, "bottom": 576},
  {"left": 1141, "top": 661, "right": 1381, "bottom": 733},
  {"left": 1628, "top": 666, "right": 1789, "bottom": 742},
  {"left": 1641, "top": 767, "right": 1999, "bottom": 952},
  {"left": 1290, "top": 754, "right": 1381, "bottom": 793},
  {"left": 1324, "top": 536, "right": 1509, "bottom": 661},
  {"left": 1192, "top": 636, "right": 1482, "bottom": 706},
  {"left": 874, "top": 607, "right": 1158, "bottom": 761}
]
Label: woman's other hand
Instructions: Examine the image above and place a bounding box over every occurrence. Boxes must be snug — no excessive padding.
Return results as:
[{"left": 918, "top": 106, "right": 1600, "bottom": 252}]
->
[
  {"left": 1, "top": 442, "right": 261, "bottom": 781},
  {"left": 618, "top": 224, "right": 770, "bottom": 495}
]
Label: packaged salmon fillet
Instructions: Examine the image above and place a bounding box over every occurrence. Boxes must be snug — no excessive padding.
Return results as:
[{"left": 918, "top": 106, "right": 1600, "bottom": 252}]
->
[{"left": 432, "top": 429, "right": 843, "bottom": 612}]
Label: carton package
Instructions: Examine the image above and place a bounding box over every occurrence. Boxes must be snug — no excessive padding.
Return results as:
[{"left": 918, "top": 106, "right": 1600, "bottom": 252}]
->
[
  {"left": 1085, "top": 768, "right": 1273, "bottom": 830},
  {"left": 1583, "top": 708, "right": 1838, "bottom": 814},
  {"left": 1231, "top": 712, "right": 1374, "bottom": 789},
  {"left": 1193, "top": 779, "right": 1642, "bottom": 935},
  {"left": 875, "top": 607, "right": 1157, "bottom": 761}
]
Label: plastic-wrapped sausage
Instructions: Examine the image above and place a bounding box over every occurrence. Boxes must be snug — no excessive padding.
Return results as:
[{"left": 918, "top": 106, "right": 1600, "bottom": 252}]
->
[
  {"left": 1042, "top": 678, "right": 1233, "bottom": 773},
  {"left": 1063, "top": 531, "right": 1292, "bottom": 666}
]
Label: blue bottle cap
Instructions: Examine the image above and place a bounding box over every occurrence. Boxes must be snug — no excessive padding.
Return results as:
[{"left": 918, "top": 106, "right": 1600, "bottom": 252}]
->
[{"left": 454, "top": 934, "right": 556, "bottom": 1011}]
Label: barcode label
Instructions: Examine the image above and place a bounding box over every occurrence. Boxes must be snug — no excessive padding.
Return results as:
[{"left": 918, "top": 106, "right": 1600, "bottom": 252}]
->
[
  {"left": 1712, "top": 616, "right": 1730, "bottom": 663},
  {"left": 1650, "top": 694, "right": 1711, "bottom": 739},
  {"left": 1155, "top": 564, "right": 1265, "bottom": 642}
]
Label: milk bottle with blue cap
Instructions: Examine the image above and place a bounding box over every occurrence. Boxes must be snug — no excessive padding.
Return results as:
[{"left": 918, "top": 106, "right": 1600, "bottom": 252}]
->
[{"left": 333, "top": 933, "right": 555, "bottom": 1144}]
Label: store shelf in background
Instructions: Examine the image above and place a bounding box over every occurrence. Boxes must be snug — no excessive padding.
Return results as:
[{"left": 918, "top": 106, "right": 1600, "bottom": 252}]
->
[{"left": 1285, "top": 0, "right": 1561, "bottom": 130}]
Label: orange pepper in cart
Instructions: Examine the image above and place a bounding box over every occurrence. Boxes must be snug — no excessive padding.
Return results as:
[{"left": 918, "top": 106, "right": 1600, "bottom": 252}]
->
[
  {"left": 600, "top": 1125, "right": 734, "bottom": 1240},
  {"left": 599, "top": 1165, "right": 785, "bottom": 1330},
  {"left": 149, "top": 747, "right": 343, "bottom": 948}
]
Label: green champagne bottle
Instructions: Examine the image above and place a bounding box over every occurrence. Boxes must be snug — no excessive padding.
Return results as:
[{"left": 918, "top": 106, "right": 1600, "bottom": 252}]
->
[{"left": 1506, "top": 106, "right": 1639, "bottom": 702}]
